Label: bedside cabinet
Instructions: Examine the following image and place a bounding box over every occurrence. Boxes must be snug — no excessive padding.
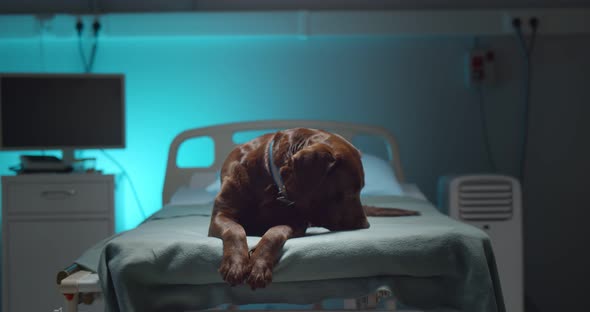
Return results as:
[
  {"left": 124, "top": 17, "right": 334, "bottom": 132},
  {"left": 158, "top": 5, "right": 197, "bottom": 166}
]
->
[{"left": 2, "top": 174, "right": 114, "bottom": 312}]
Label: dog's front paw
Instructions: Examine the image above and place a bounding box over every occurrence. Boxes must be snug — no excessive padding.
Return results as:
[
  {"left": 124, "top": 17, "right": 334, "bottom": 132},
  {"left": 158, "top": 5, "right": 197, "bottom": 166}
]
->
[
  {"left": 246, "top": 257, "right": 273, "bottom": 290},
  {"left": 219, "top": 254, "right": 250, "bottom": 286}
]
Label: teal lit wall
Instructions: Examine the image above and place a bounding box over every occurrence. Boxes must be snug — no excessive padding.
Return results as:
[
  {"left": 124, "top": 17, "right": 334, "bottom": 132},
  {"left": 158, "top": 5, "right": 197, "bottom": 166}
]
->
[
  {"left": 0, "top": 29, "right": 523, "bottom": 231},
  {"left": 2, "top": 13, "right": 590, "bottom": 312}
]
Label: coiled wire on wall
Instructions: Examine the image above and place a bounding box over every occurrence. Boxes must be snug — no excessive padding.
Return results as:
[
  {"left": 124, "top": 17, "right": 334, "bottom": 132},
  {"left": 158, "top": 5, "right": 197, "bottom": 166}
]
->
[
  {"left": 473, "top": 37, "right": 498, "bottom": 174},
  {"left": 76, "top": 0, "right": 148, "bottom": 221},
  {"left": 100, "top": 150, "right": 147, "bottom": 220},
  {"left": 77, "top": 0, "right": 101, "bottom": 72},
  {"left": 76, "top": 17, "right": 100, "bottom": 73},
  {"left": 513, "top": 17, "right": 539, "bottom": 185}
]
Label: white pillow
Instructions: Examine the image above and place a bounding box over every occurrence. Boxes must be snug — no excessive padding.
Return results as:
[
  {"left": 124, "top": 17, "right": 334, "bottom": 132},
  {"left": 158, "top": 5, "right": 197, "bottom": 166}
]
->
[
  {"left": 170, "top": 186, "right": 217, "bottom": 205},
  {"left": 202, "top": 153, "right": 403, "bottom": 196},
  {"left": 205, "top": 176, "right": 221, "bottom": 194},
  {"left": 359, "top": 153, "right": 403, "bottom": 196}
]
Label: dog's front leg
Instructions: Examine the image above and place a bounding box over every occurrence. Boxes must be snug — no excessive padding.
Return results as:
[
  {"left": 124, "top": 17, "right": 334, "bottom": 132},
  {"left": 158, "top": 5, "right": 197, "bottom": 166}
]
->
[
  {"left": 247, "top": 224, "right": 305, "bottom": 290},
  {"left": 209, "top": 212, "right": 250, "bottom": 286}
]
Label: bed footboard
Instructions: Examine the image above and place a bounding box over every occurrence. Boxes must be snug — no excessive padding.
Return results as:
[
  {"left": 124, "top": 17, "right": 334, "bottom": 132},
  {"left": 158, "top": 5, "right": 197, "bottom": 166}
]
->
[{"left": 56, "top": 271, "right": 414, "bottom": 312}]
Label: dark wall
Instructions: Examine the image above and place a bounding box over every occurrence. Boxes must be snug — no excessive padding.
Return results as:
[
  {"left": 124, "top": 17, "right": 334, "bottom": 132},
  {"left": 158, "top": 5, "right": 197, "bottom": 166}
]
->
[
  {"left": 1, "top": 0, "right": 589, "bottom": 14},
  {"left": 522, "top": 34, "right": 590, "bottom": 312}
]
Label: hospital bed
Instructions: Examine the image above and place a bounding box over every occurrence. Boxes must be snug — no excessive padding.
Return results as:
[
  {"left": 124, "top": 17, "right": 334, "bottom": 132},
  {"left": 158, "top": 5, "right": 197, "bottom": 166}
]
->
[{"left": 56, "top": 120, "right": 505, "bottom": 312}]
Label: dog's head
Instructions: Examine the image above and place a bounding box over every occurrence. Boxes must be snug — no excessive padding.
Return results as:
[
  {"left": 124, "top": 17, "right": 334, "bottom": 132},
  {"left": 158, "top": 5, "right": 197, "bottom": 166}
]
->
[{"left": 280, "top": 133, "right": 369, "bottom": 231}]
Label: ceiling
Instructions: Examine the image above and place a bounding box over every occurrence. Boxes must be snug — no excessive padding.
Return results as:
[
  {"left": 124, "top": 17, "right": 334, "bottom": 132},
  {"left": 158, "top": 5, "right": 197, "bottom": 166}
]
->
[{"left": 1, "top": 0, "right": 588, "bottom": 15}]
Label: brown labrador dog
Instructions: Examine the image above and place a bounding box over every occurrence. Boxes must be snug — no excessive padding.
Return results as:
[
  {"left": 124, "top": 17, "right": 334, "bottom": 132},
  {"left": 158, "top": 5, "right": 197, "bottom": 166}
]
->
[{"left": 208, "top": 128, "right": 419, "bottom": 290}]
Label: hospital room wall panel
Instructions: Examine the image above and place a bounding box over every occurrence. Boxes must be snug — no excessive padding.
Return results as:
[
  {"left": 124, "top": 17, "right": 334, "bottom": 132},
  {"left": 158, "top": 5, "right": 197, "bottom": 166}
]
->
[
  {"left": 0, "top": 36, "right": 504, "bottom": 225},
  {"left": 2, "top": 0, "right": 590, "bottom": 14},
  {"left": 0, "top": 34, "right": 554, "bottom": 221},
  {"left": 517, "top": 34, "right": 590, "bottom": 312},
  {"left": 0, "top": 30, "right": 589, "bottom": 311}
]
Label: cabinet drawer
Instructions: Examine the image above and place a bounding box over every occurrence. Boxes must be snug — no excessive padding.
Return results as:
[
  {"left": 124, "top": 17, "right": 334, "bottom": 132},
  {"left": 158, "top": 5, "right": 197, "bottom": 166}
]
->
[{"left": 5, "top": 182, "right": 111, "bottom": 214}]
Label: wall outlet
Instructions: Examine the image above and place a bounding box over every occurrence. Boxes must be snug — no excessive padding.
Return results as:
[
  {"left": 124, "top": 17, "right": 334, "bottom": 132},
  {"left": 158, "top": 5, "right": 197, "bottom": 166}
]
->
[{"left": 465, "top": 48, "right": 495, "bottom": 88}]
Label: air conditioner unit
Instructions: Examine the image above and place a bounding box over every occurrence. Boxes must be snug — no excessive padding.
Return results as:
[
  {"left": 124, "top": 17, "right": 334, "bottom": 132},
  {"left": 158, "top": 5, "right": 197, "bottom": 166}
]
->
[{"left": 438, "top": 174, "right": 523, "bottom": 312}]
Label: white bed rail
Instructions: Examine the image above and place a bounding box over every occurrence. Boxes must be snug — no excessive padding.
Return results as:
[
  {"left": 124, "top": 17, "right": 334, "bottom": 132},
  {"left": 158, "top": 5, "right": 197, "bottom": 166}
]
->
[{"left": 163, "top": 120, "right": 405, "bottom": 205}]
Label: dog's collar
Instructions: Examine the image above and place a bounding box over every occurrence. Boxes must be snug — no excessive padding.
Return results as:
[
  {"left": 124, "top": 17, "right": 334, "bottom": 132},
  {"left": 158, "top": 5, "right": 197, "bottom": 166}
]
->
[{"left": 268, "top": 138, "right": 295, "bottom": 207}]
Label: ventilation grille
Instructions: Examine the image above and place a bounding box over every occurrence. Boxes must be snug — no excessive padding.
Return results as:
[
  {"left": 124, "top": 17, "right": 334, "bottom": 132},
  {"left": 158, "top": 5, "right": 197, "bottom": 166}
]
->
[{"left": 457, "top": 179, "right": 513, "bottom": 221}]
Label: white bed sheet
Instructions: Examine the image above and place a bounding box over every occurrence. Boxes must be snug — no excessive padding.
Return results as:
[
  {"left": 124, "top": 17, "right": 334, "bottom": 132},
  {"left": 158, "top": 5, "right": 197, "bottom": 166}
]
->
[
  {"left": 169, "top": 186, "right": 217, "bottom": 205},
  {"left": 89, "top": 192, "right": 502, "bottom": 312},
  {"left": 169, "top": 183, "right": 428, "bottom": 206}
]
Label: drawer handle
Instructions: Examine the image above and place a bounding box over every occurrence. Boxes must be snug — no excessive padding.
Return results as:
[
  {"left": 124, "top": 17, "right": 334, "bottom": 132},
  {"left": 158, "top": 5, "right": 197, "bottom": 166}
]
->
[{"left": 41, "top": 189, "right": 77, "bottom": 199}]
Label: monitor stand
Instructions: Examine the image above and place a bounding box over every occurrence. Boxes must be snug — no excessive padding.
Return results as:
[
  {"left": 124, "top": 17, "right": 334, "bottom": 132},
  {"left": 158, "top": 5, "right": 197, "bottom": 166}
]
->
[
  {"left": 61, "top": 148, "right": 76, "bottom": 168},
  {"left": 62, "top": 149, "right": 92, "bottom": 173}
]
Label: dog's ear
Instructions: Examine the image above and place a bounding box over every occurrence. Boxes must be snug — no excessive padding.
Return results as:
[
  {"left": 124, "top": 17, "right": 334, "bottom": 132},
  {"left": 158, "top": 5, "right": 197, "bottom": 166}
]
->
[
  {"left": 292, "top": 144, "right": 337, "bottom": 175},
  {"left": 290, "top": 144, "right": 338, "bottom": 194}
]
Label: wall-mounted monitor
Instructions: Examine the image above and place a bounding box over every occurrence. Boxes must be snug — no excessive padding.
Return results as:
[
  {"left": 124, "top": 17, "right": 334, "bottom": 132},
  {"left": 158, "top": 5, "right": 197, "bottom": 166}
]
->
[{"left": 0, "top": 73, "right": 125, "bottom": 164}]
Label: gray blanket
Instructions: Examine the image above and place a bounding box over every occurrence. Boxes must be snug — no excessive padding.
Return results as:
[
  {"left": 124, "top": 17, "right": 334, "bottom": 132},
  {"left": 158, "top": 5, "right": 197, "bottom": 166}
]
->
[{"left": 76, "top": 195, "right": 505, "bottom": 312}]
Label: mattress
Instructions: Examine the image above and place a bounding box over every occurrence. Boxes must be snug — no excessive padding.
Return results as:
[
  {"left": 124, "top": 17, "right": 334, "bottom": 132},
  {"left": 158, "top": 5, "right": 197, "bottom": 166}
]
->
[
  {"left": 75, "top": 194, "right": 504, "bottom": 312},
  {"left": 168, "top": 183, "right": 428, "bottom": 206}
]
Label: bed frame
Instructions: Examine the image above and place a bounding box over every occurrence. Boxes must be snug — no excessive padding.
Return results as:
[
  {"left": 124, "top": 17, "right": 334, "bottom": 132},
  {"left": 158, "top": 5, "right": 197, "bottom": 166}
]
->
[
  {"left": 56, "top": 120, "right": 411, "bottom": 312},
  {"left": 163, "top": 120, "right": 405, "bottom": 205}
]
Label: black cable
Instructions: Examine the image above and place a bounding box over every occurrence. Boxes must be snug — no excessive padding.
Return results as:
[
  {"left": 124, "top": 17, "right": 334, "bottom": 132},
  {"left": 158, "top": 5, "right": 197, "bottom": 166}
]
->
[
  {"left": 76, "top": 18, "right": 88, "bottom": 72},
  {"left": 100, "top": 149, "right": 148, "bottom": 220},
  {"left": 513, "top": 18, "right": 538, "bottom": 184},
  {"left": 77, "top": 12, "right": 146, "bottom": 221},
  {"left": 9, "top": 165, "right": 22, "bottom": 173},
  {"left": 517, "top": 28, "right": 531, "bottom": 184},
  {"left": 86, "top": 20, "right": 100, "bottom": 73},
  {"left": 528, "top": 17, "right": 539, "bottom": 53},
  {"left": 515, "top": 18, "right": 539, "bottom": 312},
  {"left": 472, "top": 37, "right": 497, "bottom": 173},
  {"left": 476, "top": 85, "right": 497, "bottom": 173},
  {"left": 78, "top": 18, "right": 146, "bottom": 221},
  {"left": 77, "top": 36, "right": 90, "bottom": 72},
  {"left": 76, "top": 16, "right": 100, "bottom": 73}
]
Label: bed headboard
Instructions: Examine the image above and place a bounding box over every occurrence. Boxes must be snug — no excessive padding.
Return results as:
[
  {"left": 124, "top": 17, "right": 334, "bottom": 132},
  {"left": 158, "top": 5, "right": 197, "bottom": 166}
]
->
[{"left": 163, "top": 120, "right": 405, "bottom": 205}]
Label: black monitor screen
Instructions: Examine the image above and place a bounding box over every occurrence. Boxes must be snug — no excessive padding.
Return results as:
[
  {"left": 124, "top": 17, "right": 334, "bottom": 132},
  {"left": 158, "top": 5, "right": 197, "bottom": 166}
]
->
[{"left": 0, "top": 74, "right": 125, "bottom": 149}]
